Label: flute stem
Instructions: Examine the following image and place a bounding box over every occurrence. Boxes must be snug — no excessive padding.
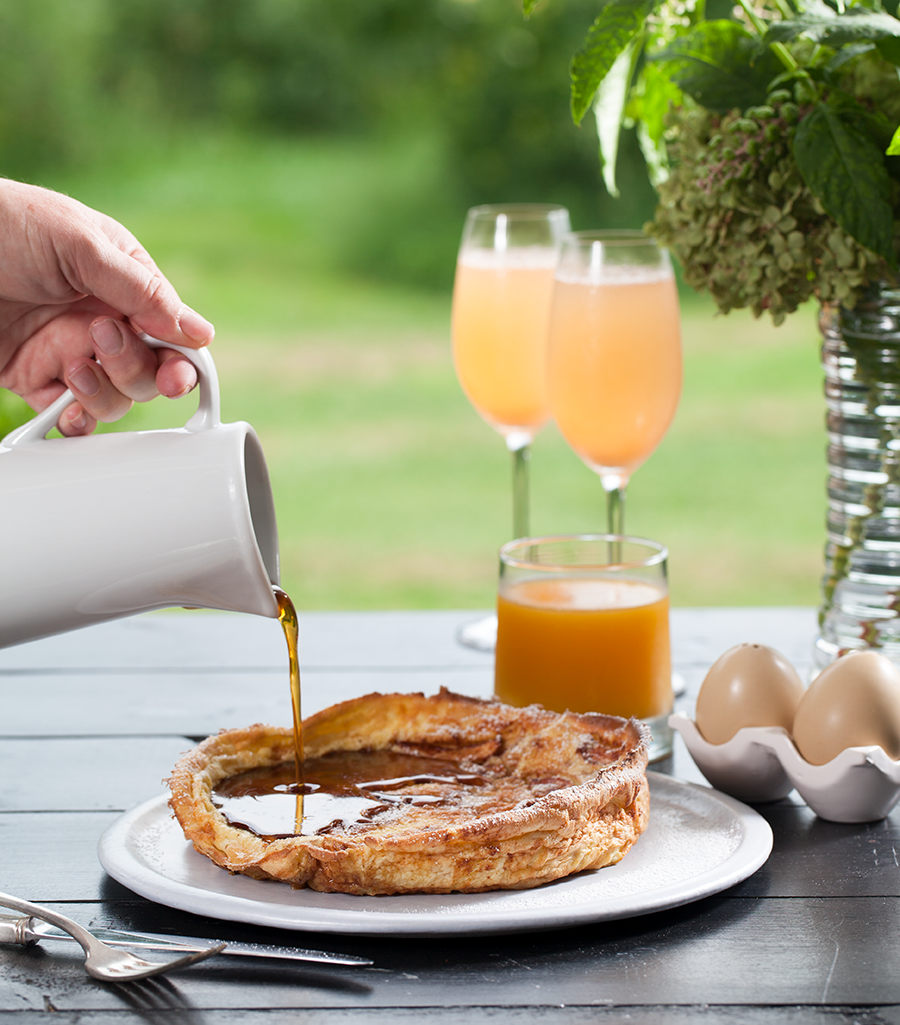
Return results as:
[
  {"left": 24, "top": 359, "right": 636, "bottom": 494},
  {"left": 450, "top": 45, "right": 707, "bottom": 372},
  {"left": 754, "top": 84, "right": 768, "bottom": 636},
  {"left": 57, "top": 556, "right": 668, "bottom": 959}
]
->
[
  {"left": 601, "top": 475, "right": 627, "bottom": 536},
  {"left": 507, "top": 432, "right": 532, "bottom": 540}
]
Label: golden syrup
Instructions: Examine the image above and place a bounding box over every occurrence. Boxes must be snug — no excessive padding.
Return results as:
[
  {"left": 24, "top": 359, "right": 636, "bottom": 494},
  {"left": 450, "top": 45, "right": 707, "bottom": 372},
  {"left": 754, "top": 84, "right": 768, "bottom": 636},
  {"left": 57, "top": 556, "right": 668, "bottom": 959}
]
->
[
  {"left": 212, "top": 750, "right": 486, "bottom": 838},
  {"left": 262, "top": 587, "right": 485, "bottom": 838},
  {"left": 274, "top": 586, "right": 304, "bottom": 832}
]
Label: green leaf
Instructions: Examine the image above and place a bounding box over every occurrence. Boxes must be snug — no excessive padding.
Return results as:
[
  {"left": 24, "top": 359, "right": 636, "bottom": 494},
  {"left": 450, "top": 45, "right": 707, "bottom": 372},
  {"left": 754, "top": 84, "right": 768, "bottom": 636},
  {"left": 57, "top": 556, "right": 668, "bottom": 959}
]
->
[
  {"left": 793, "top": 102, "right": 897, "bottom": 267},
  {"left": 594, "top": 35, "right": 641, "bottom": 196},
  {"left": 765, "top": 8, "right": 900, "bottom": 48},
  {"left": 651, "top": 20, "right": 782, "bottom": 113},
  {"left": 522, "top": 0, "right": 541, "bottom": 17},
  {"left": 877, "top": 35, "right": 900, "bottom": 64},
  {"left": 570, "top": 0, "right": 656, "bottom": 125},
  {"left": 888, "top": 123, "right": 900, "bottom": 154},
  {"left": 627, "top": 62, "right": 682, "bottom": 185},
  {"left": 826, "top": 40, "right": 878, "bottom": 71},
  {"left": 628, "top": 60, "right": 682, "bottom": 147},
  {"left": 856, "top": 107, "right": 897, "bottom": 149}
]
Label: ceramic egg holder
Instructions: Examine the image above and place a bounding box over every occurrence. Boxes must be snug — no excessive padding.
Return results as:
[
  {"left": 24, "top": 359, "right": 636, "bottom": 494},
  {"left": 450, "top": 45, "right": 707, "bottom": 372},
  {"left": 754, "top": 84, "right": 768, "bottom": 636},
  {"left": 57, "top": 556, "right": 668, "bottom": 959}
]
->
[
  {"left": 669, "top": 645, "right": 900, "bottom": 823},
  {"left": 668, "top": 713, "right": 900, "bottom": 822}
]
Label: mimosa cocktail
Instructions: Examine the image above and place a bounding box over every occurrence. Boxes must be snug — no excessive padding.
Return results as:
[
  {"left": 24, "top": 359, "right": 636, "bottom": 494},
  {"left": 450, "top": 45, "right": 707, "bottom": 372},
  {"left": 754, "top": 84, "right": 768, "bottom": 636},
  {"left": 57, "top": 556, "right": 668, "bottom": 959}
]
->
[
  {"left": 451, "top": 204, "right": 570, "bottom": 652},
  {"left": 452, "top": 205, "right": 570, "bottom": 542},
  {"left": 548, "top": 232, "right": 681, "bottom": 535},
  {"left": 452, "top": 248, "right": 557, "bottom": 435},
  {"left": 550, "top": 272, "right": 680, "bottom": 474}
]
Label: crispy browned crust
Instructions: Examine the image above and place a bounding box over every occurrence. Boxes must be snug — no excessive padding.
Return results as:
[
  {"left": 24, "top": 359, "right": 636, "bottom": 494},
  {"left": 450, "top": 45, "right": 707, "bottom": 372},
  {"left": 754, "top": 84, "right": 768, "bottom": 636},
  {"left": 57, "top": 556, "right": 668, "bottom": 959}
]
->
[{"left": 167, "top": 689, "right": 650, "bottom": 895}]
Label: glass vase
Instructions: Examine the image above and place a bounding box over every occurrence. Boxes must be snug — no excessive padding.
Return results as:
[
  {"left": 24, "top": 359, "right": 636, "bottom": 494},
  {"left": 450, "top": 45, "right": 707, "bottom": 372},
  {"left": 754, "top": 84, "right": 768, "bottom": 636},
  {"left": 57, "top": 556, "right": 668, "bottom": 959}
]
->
[{"left": 815, "top": 284, "right": 900, "bottom": 672}]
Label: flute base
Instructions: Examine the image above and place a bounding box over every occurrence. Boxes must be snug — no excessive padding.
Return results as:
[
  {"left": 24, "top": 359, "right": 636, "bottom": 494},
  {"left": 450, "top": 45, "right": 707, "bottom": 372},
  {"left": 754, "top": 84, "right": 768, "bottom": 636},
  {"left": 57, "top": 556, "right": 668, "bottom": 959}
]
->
[{"left": 455, "top": 614, "right": 497, "bottom": 652}]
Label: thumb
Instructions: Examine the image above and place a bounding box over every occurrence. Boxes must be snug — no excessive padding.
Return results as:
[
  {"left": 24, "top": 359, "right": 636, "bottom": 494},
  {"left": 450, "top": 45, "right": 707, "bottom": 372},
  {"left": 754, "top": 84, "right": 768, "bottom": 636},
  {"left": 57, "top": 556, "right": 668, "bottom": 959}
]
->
[{"left": 69, "top": 223, "right": 215, "bottom": 349}]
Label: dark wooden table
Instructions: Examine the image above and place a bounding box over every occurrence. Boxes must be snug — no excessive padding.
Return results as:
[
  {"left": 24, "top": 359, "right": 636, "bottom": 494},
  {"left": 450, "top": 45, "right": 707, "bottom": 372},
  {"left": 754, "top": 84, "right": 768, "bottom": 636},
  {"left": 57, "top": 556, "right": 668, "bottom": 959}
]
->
[{"left": 2, "top": 605, "right": 898, "bottom": 1023}]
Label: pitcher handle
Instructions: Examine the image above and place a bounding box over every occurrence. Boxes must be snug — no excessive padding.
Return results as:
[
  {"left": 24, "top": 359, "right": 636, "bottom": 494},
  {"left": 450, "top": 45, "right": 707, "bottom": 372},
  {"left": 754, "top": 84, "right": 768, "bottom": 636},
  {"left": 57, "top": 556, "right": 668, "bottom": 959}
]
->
[{"left": 0, "top": 336, "right": 220, "bottom": 448}]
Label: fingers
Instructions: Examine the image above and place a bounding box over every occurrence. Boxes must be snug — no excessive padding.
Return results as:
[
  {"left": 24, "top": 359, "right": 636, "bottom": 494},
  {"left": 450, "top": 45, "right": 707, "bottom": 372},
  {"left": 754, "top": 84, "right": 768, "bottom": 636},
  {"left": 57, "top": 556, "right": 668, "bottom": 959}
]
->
[
  {"left": 64, "top": 357, "right": 133, "bottom": 424},
  {"left": 61, "top": 316, "right": 199, "bottom": 428},
  {"left": 72, "top": 221, "right": 215, "bottom": 349},
  {"left": 88, "top": 318, "right": 160, "bottom": 402},
  {"left": 155, "top": 347, "right": 198, "bottom": 398},
  {"left": 5, "top": 183, "right": 217, "bottom": 348},
  {"left": 0, "top": 181, "right": 213, "bottom": 438},
  {"left": 87, "top": 316, "right": 198, "bottom": 402},
  {"left": 56, "top": 401, "right": 97, "bottom": 438}
]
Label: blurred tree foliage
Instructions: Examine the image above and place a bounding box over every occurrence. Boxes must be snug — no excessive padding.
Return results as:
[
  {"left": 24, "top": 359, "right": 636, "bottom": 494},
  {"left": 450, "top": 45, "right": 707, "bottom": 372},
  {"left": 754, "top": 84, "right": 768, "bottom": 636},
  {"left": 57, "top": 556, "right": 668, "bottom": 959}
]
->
[{"left": 0, "top": 0, "right": 656, "bottom": 289}]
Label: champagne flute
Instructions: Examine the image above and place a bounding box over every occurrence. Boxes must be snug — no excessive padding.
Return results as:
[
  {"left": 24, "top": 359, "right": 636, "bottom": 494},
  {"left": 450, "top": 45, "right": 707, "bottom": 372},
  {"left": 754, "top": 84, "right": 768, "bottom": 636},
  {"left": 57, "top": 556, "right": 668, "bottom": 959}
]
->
[
  {"left": 452, "top": 203, "right": 570, "bottom": 650},
  {"left": 547, "top": 230, "right": 682, "bottom": 536}
]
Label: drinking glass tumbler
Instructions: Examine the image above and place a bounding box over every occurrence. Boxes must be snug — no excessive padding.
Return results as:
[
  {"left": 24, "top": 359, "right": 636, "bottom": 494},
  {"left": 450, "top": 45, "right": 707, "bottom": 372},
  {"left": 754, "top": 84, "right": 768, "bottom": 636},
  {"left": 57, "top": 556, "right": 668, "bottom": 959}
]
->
[{"left": 494, "top": 534, "right": 673, "bottom": 761}]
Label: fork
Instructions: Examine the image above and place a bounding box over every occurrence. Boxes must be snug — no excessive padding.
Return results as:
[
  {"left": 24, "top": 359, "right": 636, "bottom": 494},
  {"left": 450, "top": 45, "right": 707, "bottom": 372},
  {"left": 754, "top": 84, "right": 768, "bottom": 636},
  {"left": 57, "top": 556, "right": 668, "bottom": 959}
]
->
[{"left": 0, "top": 891, "right": 224, "bottom": 982}]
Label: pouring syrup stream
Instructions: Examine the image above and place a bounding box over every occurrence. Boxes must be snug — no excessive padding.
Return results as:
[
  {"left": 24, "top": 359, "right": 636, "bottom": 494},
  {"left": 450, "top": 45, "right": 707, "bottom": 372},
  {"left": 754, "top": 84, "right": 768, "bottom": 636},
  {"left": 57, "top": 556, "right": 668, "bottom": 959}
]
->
[
  {"left": 216, "top": 586, "right": 487, "bottom": 840},
  {"left": 274, "top": 586, "right": 304, "bottom": 833}
]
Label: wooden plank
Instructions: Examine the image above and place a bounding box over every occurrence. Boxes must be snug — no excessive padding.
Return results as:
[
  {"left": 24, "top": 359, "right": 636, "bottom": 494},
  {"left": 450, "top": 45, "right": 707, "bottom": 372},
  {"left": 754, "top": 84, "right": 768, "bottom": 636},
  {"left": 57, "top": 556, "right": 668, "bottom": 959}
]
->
[
  {"left": 0, "top": 668, "right": 494, "bottom": 737},
  {"left": 0, "top": 1012, "right": 885, "bottom": 1025},
  {"left": 0, "top": 738, "right": 194, "bottom": 812},
  {"left": 0, "top": 813, "right": 118, "bottom": 901},
  {"left": 670, "top": 607, "right": 817, "bottom": 673},
  {"left": 0, "top": 610, "right": 496, "bottom": 672},
  {"left": 0, "top": 1010, "right": 888, "bottom": 1024},
  {"left": 0, "top": 607, "right": 817, "bottom": 677},
  {"left": 18, "top": 731, "right": 900, "bottom": 905},
  {"left": 0, "top": 897, "right": 898, "bottom": 1010},
  {"left": 735, "top": 801, "right": 900, "bottom": 897}
]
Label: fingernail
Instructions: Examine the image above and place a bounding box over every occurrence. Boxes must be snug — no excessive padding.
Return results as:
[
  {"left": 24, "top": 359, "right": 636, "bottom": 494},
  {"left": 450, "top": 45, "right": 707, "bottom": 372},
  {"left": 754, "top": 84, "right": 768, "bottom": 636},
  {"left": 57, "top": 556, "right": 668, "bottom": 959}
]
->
[
  {"left": 90, "top": 318, "right": 125, "bottom": 357},
  {"left": 67, "top": 362, "right": 100, "bottom": 397},
  {"left": 165, "top": 381, "right": 194, "bottom": 399},
  {"left": 67, "top": 407, "right": 88, "bottom": 432},
  {"left": 178, "top": 306, "right": 215, "bottom": 344}
]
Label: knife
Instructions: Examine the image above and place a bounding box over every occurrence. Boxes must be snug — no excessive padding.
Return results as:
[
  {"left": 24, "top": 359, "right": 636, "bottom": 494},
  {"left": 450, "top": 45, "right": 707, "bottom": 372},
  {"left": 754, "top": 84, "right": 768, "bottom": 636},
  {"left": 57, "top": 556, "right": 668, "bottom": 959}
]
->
[{"left": 0, "top": 915, "right": 372, "bottom": 966}]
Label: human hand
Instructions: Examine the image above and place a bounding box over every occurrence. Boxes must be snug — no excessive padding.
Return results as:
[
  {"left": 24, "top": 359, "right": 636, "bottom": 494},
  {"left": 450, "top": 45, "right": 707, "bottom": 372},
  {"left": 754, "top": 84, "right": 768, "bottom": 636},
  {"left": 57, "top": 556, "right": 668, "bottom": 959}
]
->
[{"left": 0, "top": 180, "right": 215, "bottom": 436}]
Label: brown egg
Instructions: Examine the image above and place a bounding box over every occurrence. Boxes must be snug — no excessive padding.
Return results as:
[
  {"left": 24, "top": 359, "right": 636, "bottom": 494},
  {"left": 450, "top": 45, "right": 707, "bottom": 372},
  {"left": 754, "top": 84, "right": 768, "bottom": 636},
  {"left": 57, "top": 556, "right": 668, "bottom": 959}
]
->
[
  {"left": 792, "top": 650, "right": 900, "bottom": 765},
  {"left": 695, "top": 643, "right": 805, "bottom": 744}
]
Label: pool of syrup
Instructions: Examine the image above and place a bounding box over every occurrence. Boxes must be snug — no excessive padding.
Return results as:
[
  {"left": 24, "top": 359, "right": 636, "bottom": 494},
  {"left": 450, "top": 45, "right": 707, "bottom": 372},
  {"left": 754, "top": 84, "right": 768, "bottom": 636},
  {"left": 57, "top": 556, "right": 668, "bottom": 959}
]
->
[
  {"left": 213, "top": 749, "right": 486, "bottom": 838},
  {"left": 264, "top": 587, "right": 485, "bottom": 837}
]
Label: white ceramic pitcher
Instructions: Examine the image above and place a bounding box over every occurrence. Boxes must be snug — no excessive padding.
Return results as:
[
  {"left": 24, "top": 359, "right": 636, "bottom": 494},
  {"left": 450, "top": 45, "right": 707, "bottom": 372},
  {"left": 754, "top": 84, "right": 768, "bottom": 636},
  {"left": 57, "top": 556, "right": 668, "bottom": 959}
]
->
[{"left": 0, "top": 337, "right": 280, "bottom": 648}]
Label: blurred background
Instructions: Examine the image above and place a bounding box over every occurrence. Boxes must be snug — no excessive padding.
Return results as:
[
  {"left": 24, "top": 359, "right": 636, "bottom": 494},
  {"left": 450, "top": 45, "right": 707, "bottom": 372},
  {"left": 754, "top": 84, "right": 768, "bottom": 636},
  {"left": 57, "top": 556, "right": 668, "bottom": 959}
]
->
[{"left": 0, "top": 0, "right": 824, "bottom": 611}]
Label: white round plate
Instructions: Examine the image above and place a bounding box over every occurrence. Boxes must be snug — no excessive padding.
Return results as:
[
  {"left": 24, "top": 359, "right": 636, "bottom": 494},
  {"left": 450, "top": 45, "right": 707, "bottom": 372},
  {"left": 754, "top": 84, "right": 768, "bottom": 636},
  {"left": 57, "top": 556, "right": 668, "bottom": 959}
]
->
[{"left": 98, "top": 772, "right": 772, "bottom": 937}]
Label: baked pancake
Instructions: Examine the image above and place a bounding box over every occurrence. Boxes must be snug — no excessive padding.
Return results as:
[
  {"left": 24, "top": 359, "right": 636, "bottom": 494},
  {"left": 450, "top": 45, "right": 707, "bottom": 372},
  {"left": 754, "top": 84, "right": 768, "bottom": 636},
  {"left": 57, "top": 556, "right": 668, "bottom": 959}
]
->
[{"left": 167, "top": 689, "right": 650, "bottom": 895}]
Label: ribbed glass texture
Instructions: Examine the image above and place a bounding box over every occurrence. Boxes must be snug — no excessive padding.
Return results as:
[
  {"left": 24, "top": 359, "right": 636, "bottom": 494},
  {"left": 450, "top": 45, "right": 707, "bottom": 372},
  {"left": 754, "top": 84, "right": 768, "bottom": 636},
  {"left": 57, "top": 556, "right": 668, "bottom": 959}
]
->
[{"left": 816, "top": 285, "right": 900, "bottom": 671}]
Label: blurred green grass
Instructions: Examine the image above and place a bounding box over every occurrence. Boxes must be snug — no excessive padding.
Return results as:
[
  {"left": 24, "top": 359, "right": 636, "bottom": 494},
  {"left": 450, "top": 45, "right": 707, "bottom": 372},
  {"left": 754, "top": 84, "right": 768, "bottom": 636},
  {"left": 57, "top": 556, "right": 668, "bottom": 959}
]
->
[{"left": 21, "top": 134, "right": 824, "bottom": 611}]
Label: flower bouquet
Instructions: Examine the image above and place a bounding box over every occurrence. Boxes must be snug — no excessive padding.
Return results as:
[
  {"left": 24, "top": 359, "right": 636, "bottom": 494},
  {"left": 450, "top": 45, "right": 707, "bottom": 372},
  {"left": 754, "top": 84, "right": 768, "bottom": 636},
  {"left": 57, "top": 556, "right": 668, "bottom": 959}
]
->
[{"left": 527, "top": 0, "right": 900, "bottom": 666}]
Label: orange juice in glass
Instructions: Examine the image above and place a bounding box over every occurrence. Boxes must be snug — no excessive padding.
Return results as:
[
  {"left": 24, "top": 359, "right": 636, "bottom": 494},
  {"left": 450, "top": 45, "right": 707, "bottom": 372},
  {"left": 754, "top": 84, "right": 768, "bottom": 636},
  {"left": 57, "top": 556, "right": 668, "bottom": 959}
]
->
[
  {"left": 494, "top": 534, "right": 672, "bottom": 760},
  {"left": 548, "top": 231, "right": 681, "bottom": 536}
]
